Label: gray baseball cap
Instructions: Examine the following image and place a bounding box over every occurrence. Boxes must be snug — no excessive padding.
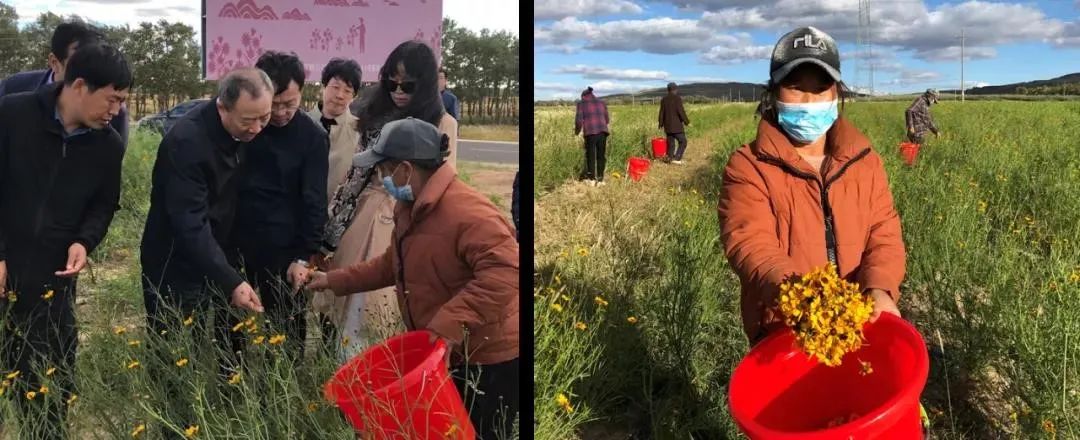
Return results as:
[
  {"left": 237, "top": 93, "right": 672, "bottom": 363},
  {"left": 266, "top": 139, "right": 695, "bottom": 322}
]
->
[
  {"left": 353, "top": 117, "right": 443, "bottom": 169},
  {"left": 769, "top": 26, "right": 841, "bottom": 85}
]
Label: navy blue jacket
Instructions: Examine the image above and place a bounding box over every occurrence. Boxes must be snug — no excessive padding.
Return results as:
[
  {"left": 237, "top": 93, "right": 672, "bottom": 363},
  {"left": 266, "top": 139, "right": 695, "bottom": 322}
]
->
[
  {"left": 441, "top": 89, "right": 460, "bottom": 121},
  {"left": 0, "top": 84, "right": 123, "bottom": 293},
  {"left": 140, "top": 101, "right": 247, "bottom": 295},
  {"left": 0, "top": 69, "right": 129, "bottom": 150}
]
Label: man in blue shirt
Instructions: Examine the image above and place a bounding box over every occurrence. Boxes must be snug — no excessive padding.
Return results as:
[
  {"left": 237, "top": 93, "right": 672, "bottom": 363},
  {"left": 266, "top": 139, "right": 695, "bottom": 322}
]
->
[
  {"left": 439, "top": 67, "right": 460, "bottom": 121},
  {"left": 0, "top": 22, "right": 129, "bottom": 149}
]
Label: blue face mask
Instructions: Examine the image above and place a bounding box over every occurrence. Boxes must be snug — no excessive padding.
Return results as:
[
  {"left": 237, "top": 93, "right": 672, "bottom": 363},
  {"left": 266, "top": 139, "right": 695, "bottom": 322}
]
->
[
  {"left": 775, "top": 99, "right": 838, "bottom": 144},
  {"left": 379, "top": 165, "right": 415, "bottom": 202}
]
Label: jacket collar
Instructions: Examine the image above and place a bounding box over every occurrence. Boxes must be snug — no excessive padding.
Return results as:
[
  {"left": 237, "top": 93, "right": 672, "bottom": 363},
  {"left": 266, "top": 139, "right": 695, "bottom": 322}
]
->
[
  {"left": 752, "top": 116, "right": 871, "bottom": 174},
  {"left": 35, "top": 83, "right": 66, "bottom": 136},
  {"left": 396, "top": 163, "right": 458, "bottom": 227},
  {"left": 200, "top": 98, "right": 237, "bottom": 145}
]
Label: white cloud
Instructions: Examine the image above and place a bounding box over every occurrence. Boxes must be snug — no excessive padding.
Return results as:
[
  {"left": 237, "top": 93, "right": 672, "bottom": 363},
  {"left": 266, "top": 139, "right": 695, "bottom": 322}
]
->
[
  {"left": 698, "top": 32, "right": 772, "bottom": 64},
  {"left": 554, "top": 65, "right": 669, "bottom": 80},
  {"left": 535, "top": 82, "right": 583, "bottom": 93},
  {"left": 914, "top": 46, "right": 996, "bottom": 62},
  {"left": 535, "top": 16, "right": 716, "bottom": 54},
  {"left": 534, "top": 0, "right": 643, "bottom": 21},
  {"left": 587, "top": 79, "right": 657, "bottom": 95},
  {"left": 967, "top": 81, "right": 990, "bottom": 88},
  {"left": 884, "top": 70, "right": 943, "bottom": 86},
  {"left": 1051, "top": 20, "right": 1080, "bottom": 48}
]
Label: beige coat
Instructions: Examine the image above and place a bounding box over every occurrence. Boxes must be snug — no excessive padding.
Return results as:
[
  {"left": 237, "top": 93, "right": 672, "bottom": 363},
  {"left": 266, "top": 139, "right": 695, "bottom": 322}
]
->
[
  {"left": 311, "top": 112, "right": 458, "bottom": 361},
  {"left": 307, "top": 108, "right": 361, "bottom": 201}
]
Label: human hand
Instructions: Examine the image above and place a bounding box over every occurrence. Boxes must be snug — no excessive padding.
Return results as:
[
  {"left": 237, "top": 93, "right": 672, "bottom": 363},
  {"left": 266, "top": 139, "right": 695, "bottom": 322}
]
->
[
  {"left": 305, "top": 271, "right": 330, "bottom": 291},
  {"left": 0, "top": 260, "right": 6, "bottom": 298},
  {"left": 428, "top": 331, "right": 452, "bottom": 366},
  {"left": 286, "top": 261, "right": 310, "bottom": 294},
  {"left": 867, "top": 288, "right": 901, "bottom": 323},
  {"left": 231, "top": 282, "right": 264, "bottom": 312},
  {"left": 55, "top": 243, "right": 87, "bottom": 277}
]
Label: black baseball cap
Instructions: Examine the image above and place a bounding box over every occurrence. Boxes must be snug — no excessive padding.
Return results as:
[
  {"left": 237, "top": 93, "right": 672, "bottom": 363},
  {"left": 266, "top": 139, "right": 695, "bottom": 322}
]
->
[
  {"left": 353, "top": 117, "right": 443, "bottom": 168},
  {"left": 770, "top": 26, "right": 841, "bottom": 85}
]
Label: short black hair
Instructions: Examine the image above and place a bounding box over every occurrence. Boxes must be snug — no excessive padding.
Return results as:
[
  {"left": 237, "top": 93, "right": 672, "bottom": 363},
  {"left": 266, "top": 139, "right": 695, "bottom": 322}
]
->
[
  {"left": 51, "top": 22, "right": 103, "bottom": 63},
  {"left": 321, "top": 58, "right": 362, "bottom": 93},
  {"left": 255, "top": 50, "right": 305, "bottom": 94},
  {"left": 63, "top": 43, "right": 133, "bottom": 92},
  {"left": 667, "top": 82, "right": 677, "bottom": 92}
]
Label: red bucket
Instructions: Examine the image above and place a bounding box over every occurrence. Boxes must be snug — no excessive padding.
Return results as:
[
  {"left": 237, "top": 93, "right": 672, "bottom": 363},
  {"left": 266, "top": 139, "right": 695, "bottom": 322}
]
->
[
  {"left": 729, "top": 313, "right": 929, "bottom": 440},
  {"left": 899, "top": 142, "right": 920, "bottom": 166},
  {"left": 651, "top": 137, "right": 667, "bottom": 159},
  {"left": 324, "top": 331, "right": 475, "bottom": 439},
  {"left": 627, "top": 157, "right": 650, "bottom": 182}
]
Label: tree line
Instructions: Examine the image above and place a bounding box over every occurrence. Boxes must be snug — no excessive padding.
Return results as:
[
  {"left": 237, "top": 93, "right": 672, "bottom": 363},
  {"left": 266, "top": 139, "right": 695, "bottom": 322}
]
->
[{"left": 0, "top": 3, "right": 518, "bottom": 125}]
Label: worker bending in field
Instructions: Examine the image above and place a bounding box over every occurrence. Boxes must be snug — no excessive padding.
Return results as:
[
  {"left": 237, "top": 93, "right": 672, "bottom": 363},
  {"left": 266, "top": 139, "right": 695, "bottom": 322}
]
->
[{"left": 905, "top": 88, "right": 940, "bottom": 144}]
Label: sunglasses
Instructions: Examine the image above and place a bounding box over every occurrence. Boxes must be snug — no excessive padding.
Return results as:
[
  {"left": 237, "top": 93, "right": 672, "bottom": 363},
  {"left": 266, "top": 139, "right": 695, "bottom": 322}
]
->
[{"left": 382, "top": 79, "right": 417, "bottom": 94}]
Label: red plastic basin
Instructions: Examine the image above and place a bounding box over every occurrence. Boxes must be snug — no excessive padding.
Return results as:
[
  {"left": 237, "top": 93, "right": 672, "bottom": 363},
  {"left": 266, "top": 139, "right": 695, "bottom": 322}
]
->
[
  {"left": 324, "top": 331, "right": 475, "bottom": 439},
  {"left": 729, "top": 313, "right": 929, "bottom": 439}
]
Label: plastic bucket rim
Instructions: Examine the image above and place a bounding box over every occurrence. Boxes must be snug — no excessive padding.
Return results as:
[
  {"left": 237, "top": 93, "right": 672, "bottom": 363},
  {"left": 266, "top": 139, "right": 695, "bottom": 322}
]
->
[{"left": 728, "top": 313, "right": 929, "bottom": 438}]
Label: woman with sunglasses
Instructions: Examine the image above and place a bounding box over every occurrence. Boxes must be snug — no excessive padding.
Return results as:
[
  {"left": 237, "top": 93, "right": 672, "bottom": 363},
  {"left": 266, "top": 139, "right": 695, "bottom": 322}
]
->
[{"left": 311, "top": 40, "right": 457, "bottom": 363}]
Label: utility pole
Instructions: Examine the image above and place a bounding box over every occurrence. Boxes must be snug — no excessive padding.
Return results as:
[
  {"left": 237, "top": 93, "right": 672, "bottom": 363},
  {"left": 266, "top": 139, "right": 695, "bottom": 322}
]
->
[{"left": 960, "top": 27, "right": 965, "bottom": 102}]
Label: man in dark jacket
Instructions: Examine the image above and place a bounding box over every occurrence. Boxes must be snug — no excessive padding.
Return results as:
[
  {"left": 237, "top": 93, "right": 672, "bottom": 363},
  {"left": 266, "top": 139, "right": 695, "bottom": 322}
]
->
[
  {"left": 574, "top": 86, "right": 610, "bottom": 186},
  {"left": 0, "top": 22, "right": 129, "bottom": 149},
  {"left": 905, "top": 88, "right": 940, "bottom": 144},
  {"left": 0, "top": 43, "right": 130, "bottom": 440},
  {"left": 232, "top": 51, "right": 328, "bottom": 362},
  {"left": 439, "top": 68, "right": 460, "bottom": 121},
  {"left": 139, "top": 68, "right": 270, "bottom": 436},
  {"left": 659, "top": 82, "right": 691, "bottom": 164}
]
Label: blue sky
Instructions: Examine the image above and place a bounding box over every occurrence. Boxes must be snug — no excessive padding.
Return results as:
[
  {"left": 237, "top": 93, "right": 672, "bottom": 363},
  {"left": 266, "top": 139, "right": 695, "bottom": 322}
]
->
[{"left": 535, "top": 0, "right": 1080, "bottom": 100}]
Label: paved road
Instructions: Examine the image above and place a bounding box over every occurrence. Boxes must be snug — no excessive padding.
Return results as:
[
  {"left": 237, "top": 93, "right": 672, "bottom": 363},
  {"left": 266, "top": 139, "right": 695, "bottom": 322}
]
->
[{"left": 458, "top": 139, "right": 518, "bottom": 165}]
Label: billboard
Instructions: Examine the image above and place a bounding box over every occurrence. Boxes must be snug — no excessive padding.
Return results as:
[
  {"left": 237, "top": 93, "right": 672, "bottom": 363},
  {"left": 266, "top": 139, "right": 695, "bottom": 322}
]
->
[{"left": 202, "top": 0, "right": 442, "bottom": 82}]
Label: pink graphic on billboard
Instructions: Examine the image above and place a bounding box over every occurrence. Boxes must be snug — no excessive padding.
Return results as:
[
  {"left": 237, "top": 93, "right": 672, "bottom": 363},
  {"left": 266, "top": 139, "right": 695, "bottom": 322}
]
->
[{"left": 204, "top": 0, "right": 442, "bottom": 80}]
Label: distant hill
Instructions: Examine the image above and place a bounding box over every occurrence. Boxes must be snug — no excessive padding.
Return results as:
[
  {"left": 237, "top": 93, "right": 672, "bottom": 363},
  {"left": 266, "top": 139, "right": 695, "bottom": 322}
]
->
[
  {"left": 602, "top": 82, "right": 767, "bottom": 102},
  {"left": 942, "top": 72, "right": 1080, "bottom": 95}
]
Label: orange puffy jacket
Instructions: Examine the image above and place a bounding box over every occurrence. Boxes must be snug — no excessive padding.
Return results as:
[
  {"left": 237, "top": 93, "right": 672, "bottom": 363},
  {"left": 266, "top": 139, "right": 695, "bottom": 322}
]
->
[{"left": 718, "top": 117, "right": 906, "bottom": 344}]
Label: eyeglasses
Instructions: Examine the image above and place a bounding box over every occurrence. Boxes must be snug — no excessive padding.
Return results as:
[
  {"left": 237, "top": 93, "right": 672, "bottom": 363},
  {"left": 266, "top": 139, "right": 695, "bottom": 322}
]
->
[{"left": 382, "top": 79, "right": 417, "bottom": 94}]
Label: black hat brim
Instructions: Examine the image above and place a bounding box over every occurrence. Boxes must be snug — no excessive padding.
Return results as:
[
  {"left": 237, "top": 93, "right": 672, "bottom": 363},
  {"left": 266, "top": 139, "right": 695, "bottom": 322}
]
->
[{"left": 770, "top": 58, "right": 842, "bottom": 85}]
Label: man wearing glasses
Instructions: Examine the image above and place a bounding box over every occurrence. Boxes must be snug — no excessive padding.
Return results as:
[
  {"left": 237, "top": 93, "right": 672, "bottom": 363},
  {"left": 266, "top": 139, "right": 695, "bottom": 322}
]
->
[{"left": 230, "top": 50, "right": 329, "bottom": 363}]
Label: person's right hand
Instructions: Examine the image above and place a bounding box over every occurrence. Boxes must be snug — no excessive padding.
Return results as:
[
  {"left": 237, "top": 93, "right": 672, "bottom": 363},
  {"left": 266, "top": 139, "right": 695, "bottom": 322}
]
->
[
  {"left": 231, "top": 282, "right": 264, "bottom": 312},
  {"left": 305, "top": 271, "right": 330, "bottom": 291},
  {"left": 0, "top": 260, "right": 6, "bottom": 299}
]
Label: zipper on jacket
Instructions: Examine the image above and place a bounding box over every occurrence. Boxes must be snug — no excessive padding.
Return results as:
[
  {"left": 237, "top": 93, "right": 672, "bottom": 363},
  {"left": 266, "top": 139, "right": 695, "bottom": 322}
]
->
[{"left": 758, "top": 148, "right": 871, "bottom": 267}]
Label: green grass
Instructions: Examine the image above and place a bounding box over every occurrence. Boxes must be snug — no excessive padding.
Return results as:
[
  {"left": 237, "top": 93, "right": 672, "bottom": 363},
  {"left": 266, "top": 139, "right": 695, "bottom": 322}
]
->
[
  {"left": 0, "top": 128, "right": 512, "bottom": 439},
  {"left": 534, "top": 102, "right": 1080, "bottom": 439}
]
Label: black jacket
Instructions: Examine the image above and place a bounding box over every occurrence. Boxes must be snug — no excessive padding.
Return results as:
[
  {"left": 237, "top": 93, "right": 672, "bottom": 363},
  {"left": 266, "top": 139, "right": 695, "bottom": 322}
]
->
[
  {"left": 232, "top": 113, "right": 328, "bottom": 269},
  {"left": 0, "top": 69, "right": 129, "bottom": 150},
  {"left": 0, "top": 84, "right": 123, "bottom": 291},
  {"left": 140, "top": 100, "right": 247, "bottom": 294}
]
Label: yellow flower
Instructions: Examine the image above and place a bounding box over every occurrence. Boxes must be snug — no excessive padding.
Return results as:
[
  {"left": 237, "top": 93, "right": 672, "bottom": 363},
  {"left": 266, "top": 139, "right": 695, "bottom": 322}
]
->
[
  {"left": 577, "top": 247, "right": 589, "bottom": 257},
  {"left": 184, "top": 424, "right": 199, "bottom": 438},
  {"left": 231, "top": 321, "right": 245, "bottom": 332},
  {"left": 307, "top": 402, "right": 319, "bottom": 413},
  {"left": 183, "top": 315, "right": 195, "bottom": 326},
  {"left": 38, "top": 385, "right": 48, "bottom": 394},
  {"left": 550, "top": 303, "right": 564, "bottom": 313},
  {"left": 1042, "top": 419, "right": 1056, "bottom": 436},
  {"left": 594, "top": 296, "right": 608, "bottom": 307},
  {"left": 67, "top": 394, "right": 78, "bottom": 406},
  {"left": 131, "top": 423, "right": 146, "bottom": 438},
  {"left": 128, "top": 339, "right": 141, "bottom": 347},
  {"left": 575, "top": 322, "right": 587, "bottom": 331},
  {"left": 6, "top": 291, "right": 15, "bottom": 302},
  {"left": 252, "top": 335, "right": 266, "bottom": 345},
  {"left": 627, "top": 316, "right": 638, "bottom": 324},
  {"left": 859, "top": 360, "right": 874, "bottom": 376},
  {"left": 559, "top": 250, "right": 569, "bottom": 259},
  {"left": 175, "top": 358, "right": 189, "bottom": 368},
  {"left": 611, "top": 171, "right": 622, "bottom": 179},
  {"left": 127, "top": 360, "right": 140, "bottom": 370},
  {"left": 978, "top": 200, "right": 987, "bottom": 213},
  {"left": 228, "top": 372, "right": 242, "bottom": 385},
  {"left": 560, "top": 294, "right": 571, "bottom": 302},
  {"left": 5, "top": 371, "right": 19, "bottom": 380},
  {"left": 42, "top": 290, "right": 54, "bottom": 300},
  {"left": 341, "top": 336, "right": 350, "bottom": 346},
  {"left": 25, "top": 391, "right": 36, "bottom": 400},
  {"left": 444, "top": 423, "right": 460, "bottom": 437},
  {"left": 113, "top": 326, "right": 127, "bottom": 335},
  {"left": 45, "top": 367, "right": 56, "bottom": 377},
  {"left": 555, "top": 393, "right": 574, "bottom": 414},
  {"left": 268, "top": 334, "right": 286, "bottom": 345}
]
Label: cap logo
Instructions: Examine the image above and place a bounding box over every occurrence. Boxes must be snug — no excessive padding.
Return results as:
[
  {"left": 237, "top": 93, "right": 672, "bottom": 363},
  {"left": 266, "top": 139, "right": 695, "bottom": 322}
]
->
[{"left": 794, "top": 34, "right": 826, "bottom": 50}]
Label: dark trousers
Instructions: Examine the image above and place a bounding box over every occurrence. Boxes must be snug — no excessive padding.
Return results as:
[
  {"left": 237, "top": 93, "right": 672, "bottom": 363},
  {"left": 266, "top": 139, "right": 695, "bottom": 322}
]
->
[
  {"left": 243, "top": 260, "right": 307, "bottom": 365},
  {"left": 142, "top": 278, "right": 243, "bottom": 440},
  {"left": 452, "top": 357, "right": 520, "bottom": 440},
  {"left": 581, "top": 134, "right": 608, "bottom": 181},
  {"left": 666, "top": 132, "right": 688, "bottom": 160},
  {"left": 1, "top": 281, "right": 77, "bottom": 440}
]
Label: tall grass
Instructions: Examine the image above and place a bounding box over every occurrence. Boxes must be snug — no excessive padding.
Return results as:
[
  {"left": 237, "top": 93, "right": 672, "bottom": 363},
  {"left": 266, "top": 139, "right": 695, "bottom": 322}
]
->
[{"left": 534, "top": 102, "right": 1080, "bottom": 439}]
